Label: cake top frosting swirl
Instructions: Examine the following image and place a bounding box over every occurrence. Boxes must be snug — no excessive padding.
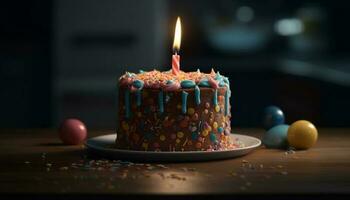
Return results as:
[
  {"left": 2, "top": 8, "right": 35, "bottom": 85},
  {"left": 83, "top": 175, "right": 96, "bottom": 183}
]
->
[{"left": 119, "top": 69, "right": 229, "bottom": 91}]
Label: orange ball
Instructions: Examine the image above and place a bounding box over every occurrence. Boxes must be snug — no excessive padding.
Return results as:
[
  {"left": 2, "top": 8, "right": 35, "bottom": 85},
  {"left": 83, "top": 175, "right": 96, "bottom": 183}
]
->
[{"left": 287, "top": 120, "right": 318, "bottom": 149}]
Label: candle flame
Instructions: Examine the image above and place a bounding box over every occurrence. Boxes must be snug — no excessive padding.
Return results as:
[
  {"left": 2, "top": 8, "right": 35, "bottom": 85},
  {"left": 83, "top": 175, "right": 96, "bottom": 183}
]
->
[{"left": 172, "top": 17, "right": 182, "bottom": 53}]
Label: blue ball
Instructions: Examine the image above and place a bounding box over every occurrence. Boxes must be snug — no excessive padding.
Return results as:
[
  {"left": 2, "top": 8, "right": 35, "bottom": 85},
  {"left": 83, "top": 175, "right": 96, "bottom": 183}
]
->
[
  {"left": 263, "top": 106, "right": 285, "bottom": 130},
  {"left": 263, "top": 124, "right": 289, "bottom": 149}
]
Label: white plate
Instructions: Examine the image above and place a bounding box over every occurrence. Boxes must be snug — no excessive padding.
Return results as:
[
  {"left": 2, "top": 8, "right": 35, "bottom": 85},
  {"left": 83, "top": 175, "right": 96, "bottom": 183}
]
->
[{"left": 85, "top": 133, "right": 261, "bottom": 162}]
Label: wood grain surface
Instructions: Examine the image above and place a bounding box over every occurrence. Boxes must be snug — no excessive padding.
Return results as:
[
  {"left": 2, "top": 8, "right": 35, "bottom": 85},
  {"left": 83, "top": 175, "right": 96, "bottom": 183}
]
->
[{"left": 0, "top": 128, "right": 349, "bottom": 197}]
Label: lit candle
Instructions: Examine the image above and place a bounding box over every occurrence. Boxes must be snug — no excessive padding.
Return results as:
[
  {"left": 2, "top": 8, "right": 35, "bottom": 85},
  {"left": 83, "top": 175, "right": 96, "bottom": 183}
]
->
[{"left": 172, "top": 17, "right": 182, "bottom": 75}]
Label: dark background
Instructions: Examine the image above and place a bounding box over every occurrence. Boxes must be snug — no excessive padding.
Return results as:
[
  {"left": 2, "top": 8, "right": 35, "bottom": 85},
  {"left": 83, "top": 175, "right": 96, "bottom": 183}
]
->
[{"left": 1, "top": 0, "right": 350, "bottom": 129}]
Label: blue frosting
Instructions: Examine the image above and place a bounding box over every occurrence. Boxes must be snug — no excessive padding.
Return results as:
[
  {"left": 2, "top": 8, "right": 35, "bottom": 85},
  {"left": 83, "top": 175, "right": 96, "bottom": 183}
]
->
[
  {"left": 136, "top": 90, "right": 142, "bottom": 106},
  {"left": 180, "top": 80, "right": 196, "bottom": 88},
  {"left": 225, "top": 89, "right": 230, "bottom": 116},
  {"left": 215, "top": 72, "right": 224, "bottom": 82},
  {"left": 198, "top": 79, "right": 210, "bottom": 87},
  {"left": 223, "top": 77, "right": 229, "bottom": 84},
  {"left": 219, "top": 80, "right": 226, "bottom": 87},
  {"left": 139, "top": 69, "right": 145, "bottom": 74},
  {"left": 125, "top": 89, "right": 131, "bottom": 118},
  {"left": 133, "top": 79, "right": 144, "bottom": 89},
  {"left": 194, "top": 85, "right": 201, "bottom": 105},
  {"left": 182, "top": 91, "right": 188, "bottom": 114},
  {"left": 213, "top": 89, "right": 218, "bottom": 106},
  {"left": 158, "top": 91, "right": 164, "bottom": 113}
]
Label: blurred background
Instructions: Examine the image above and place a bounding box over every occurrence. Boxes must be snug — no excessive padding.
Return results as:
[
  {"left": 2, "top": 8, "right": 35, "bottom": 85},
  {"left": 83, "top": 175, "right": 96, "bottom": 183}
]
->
[{"left": 1, "top": 0, "right": 350, "bottom": 129}]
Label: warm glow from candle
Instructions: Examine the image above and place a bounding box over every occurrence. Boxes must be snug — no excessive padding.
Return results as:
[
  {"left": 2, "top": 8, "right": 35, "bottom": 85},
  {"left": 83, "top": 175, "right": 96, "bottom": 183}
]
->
[{"left": 172, "top": 17, "right": 182, "bottom": 53}]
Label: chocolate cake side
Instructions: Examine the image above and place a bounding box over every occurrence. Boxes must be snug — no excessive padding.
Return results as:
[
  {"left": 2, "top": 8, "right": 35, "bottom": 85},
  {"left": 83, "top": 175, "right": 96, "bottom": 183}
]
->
[{"left": 116, "top": 86, "right": 232, "bottom": 151}]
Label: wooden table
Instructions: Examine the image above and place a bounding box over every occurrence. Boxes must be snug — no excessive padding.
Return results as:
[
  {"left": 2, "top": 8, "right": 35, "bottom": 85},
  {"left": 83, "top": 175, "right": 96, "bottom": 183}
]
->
[{"left": 0, "top": 128, "right": 349, "bottom": 199}]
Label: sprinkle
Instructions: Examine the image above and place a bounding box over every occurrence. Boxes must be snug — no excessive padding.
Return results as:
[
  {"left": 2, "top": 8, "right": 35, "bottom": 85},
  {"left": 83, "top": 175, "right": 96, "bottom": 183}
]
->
[
  {"left": 190, "top": 126, "right": 197, "bottom": 132},
  {"left": 202, "top": 130, "right": 209, "bottom": 136},
  {"left": 156, "top": 164, "right": 168, "bottom": 169},
  {"left": 218, "top": 127, "right": 224, "bottom": 133},
  {"left": 280, "top": 171, "right": 288, "bottom": 175},
  {"left": 160, "top": 135, "right": 166, "bottom": 141},
  {"left": 177, "top": 131, "right": 184, "bottom": 138},
  {"left": 60, "top": 166, "right": 69, "bottom": 170},
  {"left": 142, "top": 142, "right": 148, "bottom": 151},
  {"left": 122, "top": 121, "right": 129, "bottom": 131},
  {"left": 192, "top": 113, "right": 199, "bottom": 121},
  {"left": 191, "top": 132, "right": 199, "bottom": 140},
  {"left": 213, "top": 122, "right": 218, "bottom": 129},
  {"left": 215, "top": 105, "right": 220, "bottom": 112},
  {"left": 209, "top": 132, "right": 217, "bottom": 142},
  {"left": 205, "top": 102, "right": 210, "bottom": 108},
  {"left": 188, "top": 108, "right": 195, "bottom": 115},
  {"left": 182, "top": 138, "right": 188, "bottom": 146}
]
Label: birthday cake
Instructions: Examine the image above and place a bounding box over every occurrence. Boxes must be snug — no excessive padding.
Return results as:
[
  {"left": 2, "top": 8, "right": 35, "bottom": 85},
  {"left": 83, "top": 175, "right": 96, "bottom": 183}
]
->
[{"left": 116, "top": 69, "right": 237, "bottom": 151}]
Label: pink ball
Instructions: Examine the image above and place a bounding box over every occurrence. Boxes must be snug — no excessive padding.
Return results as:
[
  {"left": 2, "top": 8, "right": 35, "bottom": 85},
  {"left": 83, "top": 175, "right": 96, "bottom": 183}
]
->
[{"left": 59, "top": 119, "right": 87, "bottom": 145}]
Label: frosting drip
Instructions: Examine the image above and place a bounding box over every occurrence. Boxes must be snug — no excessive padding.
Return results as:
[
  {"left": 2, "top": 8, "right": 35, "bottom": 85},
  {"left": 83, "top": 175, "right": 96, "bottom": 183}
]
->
[
  {"left": 125, "top": 89, "right": 131, "bottom": 118},
  {"left": 136, "top": 90, "right": 142, "bottom": 106},
  {"left": 158, "top": 91, "right": 164, "bottom": 113},
  {"left": 194, "top": 85, "right": 201, "bottom": 105},
  {"left": 213, "top": 89, "right": 218, "bottom": 106},
  {"left": 182, "top": 91, "right": 188, "bottom": 114}
]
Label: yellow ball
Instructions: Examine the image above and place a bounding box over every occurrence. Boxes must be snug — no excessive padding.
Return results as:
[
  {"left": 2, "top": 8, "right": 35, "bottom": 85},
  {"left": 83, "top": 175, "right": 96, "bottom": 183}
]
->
[{"left": 287, "top": 120, "right": 318, "bottom": 149}]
